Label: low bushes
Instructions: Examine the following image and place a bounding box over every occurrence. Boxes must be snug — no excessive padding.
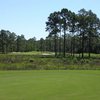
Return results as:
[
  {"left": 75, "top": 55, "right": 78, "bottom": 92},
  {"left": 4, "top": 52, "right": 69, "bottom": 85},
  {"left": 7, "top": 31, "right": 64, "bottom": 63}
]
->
[{"left": 0, "top": 54, "right": 100, "bottom": 70}]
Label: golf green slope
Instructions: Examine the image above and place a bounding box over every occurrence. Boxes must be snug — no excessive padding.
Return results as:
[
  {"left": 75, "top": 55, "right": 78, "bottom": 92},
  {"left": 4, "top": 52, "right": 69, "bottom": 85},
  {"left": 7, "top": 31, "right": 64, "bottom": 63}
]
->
[{"left": 0, "top": 70, "right": 100, "bottom": 100}]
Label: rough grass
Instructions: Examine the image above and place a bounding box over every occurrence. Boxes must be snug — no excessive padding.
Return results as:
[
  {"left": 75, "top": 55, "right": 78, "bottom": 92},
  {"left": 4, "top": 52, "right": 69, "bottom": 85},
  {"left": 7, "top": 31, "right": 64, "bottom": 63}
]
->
[
  {"left": 0, "top": 70, "right": 100, "bottom": 100},
  {"left": 0, "top": 52, "right": 100, "bottom": 70}
]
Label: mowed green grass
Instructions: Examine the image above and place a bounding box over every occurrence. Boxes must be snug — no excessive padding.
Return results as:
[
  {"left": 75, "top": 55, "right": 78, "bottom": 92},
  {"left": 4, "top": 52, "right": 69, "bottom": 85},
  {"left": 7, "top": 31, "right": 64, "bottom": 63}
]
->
[{"left": 0, "top": 70, "right": 100, "bottom": 100}]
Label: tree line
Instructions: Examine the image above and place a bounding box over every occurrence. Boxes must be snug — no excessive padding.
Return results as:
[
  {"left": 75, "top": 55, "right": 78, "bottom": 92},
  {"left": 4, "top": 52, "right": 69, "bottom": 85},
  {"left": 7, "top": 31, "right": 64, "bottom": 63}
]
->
[
  {"left": 0, "top": 8, "right": 100, "bottom": 58},
  {"left": 46, "top": 8, "right": 100, "bottom": 58},
  {"left": 0, "top": 30, "right": 36, "bottom": 53},
  {"left": 0, "top": 30, "right": 54, "bottom": 53}
]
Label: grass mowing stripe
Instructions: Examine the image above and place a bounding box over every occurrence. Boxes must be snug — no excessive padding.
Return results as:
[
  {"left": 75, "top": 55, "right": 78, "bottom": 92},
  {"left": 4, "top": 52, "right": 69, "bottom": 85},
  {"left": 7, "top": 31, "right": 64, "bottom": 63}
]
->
[{"left": 0, "top": 70, "right": 100, "bottom": 100}]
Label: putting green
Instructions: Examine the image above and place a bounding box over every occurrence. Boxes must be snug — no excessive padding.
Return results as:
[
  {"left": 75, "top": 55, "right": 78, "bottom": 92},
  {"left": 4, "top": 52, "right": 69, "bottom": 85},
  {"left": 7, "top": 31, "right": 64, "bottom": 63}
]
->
[{"left": 0, "top": 70, "right": 100, "bottom": 100}]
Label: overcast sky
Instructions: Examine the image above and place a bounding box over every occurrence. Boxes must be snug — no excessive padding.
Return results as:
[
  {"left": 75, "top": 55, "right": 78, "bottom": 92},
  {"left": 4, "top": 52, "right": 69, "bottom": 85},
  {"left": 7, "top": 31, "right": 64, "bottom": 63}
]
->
[{"left": 0, "top": 0, "right": 100, "bottom": 40}]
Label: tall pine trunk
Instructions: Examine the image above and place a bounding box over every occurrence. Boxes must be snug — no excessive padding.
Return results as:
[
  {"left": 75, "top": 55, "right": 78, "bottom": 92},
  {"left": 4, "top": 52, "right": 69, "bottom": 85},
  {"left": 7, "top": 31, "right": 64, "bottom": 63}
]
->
[
  {"left": 59, "top": 26, "right": 62, "bottom": 56},
  {"left": 63, "top": 29, "right": 66, "bottom": 57},
  {"left": 82, "top": 32, "right": 84, "bottom": 58},
  {"left": 54, "top": 34, "right": 57, "bottom": 57},
  {"left": 88, "top": 33, "right": 91, "bottom": 58}
]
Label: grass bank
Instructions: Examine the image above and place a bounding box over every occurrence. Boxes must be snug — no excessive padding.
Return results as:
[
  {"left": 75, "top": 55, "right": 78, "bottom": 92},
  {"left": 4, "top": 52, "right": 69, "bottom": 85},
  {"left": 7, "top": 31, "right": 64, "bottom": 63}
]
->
[{"left": 0, "top": 52, "right": 100, "bottom": 70}]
